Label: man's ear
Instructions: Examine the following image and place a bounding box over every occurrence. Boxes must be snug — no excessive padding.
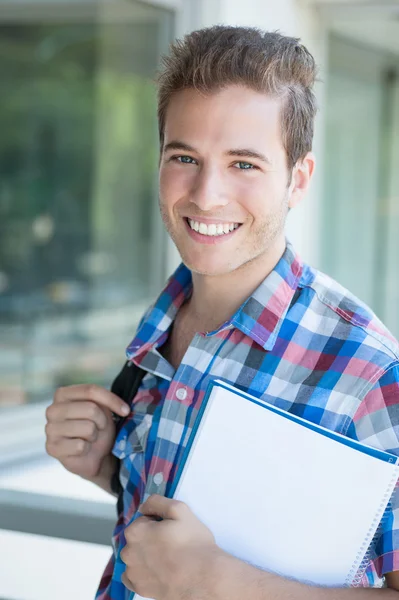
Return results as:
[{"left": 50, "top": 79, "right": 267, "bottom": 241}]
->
[{"left": 288, "top": 152, "right": 316, "bottom": 210}]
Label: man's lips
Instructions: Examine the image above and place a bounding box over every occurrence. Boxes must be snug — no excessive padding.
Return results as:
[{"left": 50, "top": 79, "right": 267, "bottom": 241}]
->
[{"left": 183, "top": 217, "right": 242, "bottom": 244}]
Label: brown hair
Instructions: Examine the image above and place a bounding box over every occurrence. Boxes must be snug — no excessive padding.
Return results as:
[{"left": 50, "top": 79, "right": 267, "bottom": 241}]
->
[{"left": 157, "top": 26, "right": 318, "bottom": 170}]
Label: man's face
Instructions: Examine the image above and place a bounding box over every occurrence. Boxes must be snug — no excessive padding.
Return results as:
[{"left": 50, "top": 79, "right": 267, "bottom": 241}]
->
[{"left": 159, "top": 85, "right": 295, "bottom": 277}]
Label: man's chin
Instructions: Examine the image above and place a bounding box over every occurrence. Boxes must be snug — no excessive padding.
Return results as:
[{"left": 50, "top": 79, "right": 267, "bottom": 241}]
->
[
  {"left": 174, "top": 242, "right": 243, "bottom": 276},
  {"left": 181, "top": 258, "right": 236, "bottom": 277}
]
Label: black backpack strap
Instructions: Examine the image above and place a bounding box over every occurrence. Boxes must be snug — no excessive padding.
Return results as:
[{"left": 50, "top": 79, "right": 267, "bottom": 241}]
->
[{"left": 109, "top": 360, "right": 146, "bottom": 512}]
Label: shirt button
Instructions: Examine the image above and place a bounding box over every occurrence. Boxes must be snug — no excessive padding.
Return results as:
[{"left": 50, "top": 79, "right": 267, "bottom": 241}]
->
[
  {"left": 176, "top": 387, "right": 187, "bottom": 400},
  {"left": 153, "top": 472, "right": 164, "bottom": 485}
]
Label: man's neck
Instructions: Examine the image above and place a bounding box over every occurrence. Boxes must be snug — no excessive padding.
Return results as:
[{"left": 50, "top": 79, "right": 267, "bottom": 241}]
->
[{"left": 186, "top": 237, "right": 286, "bottom": 333}]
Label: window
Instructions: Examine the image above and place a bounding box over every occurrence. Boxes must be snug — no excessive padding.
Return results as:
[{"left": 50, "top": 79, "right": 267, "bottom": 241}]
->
[
  {"left": 0, "top": 1, "right": 174, "bottom": 410},
  {"left": 0, "top": 3, "right": 177, "bottom": 596},
  {"left": 322, "top": 32, "right": 399, "bottom": 338}
]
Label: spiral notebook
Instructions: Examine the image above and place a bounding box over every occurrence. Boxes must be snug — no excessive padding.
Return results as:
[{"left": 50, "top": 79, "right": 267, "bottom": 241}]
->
[{"left": 131, "top": 379, "right": 399, "bottom": 599}]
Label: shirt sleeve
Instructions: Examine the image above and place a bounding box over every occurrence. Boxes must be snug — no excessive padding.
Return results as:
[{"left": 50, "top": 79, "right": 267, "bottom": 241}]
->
[{"left": 352, "top": 363, "right": 399, "bottom": 580}]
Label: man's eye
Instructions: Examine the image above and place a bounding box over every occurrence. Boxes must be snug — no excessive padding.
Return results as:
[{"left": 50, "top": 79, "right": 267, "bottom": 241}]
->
[
  {"left": 234, "top": 161, "right": 256, "bottom": 170},
  {"left": 174, "top": 155, "right": 196, "bottom": 164}
]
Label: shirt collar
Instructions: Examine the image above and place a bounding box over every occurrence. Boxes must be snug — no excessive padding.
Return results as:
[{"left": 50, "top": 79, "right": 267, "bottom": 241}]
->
[
  {"left": 126, "top": 240, "right": 303, "bottom": 360},
  {"left": 230, "top": 241, "right": 303, "bottom": 350},
  {"left": 126, "top": 262, "right": 192, "bottom": 360}
]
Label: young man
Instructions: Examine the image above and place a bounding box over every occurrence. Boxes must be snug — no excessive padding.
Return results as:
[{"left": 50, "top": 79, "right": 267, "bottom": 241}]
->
[{"left": 45, "top": 26, "right": 399, "bottom": 599}]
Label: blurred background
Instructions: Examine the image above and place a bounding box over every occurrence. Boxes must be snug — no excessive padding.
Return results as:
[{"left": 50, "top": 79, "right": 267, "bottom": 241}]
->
[{"left": 0, "top": 0, "right": 398, "bottom": 598}]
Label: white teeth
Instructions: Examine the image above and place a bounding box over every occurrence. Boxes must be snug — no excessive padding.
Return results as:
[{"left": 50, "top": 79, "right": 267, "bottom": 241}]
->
[{"left": 187, "top": 219, "right": 240, "bottom": 236}]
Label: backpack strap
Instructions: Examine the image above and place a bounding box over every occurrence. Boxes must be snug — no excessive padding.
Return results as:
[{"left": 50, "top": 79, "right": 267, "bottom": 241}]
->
[{"left": 109, "top": 361, "right": 146, "bottom": 513}]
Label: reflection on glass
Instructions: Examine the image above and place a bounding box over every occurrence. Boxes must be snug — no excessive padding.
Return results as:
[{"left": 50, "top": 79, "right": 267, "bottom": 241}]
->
[{"left": 0, "top": 5, "right": 173, "bottom": 407}]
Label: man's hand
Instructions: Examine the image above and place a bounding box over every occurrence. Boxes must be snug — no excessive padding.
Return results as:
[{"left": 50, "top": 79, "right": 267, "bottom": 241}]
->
[
  {"left": 45, "top": 384, "right": 130, "bottom": 481},
  {"left": 120, "top": 496, "right": 399, "bottom": 600},
  {"left": 120, "top": 494, "right": 221, "bottom": 600}
]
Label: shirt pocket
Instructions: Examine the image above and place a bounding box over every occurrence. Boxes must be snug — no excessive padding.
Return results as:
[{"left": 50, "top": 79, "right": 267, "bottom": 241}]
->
[
  {"left": 113, "top": 410, "right": 153, "bottom": 459},
  {"left": 112, "top": 412, "right": 153, "bottom": 524},
  {"left": 112, "top": 374, "right": 160, "bottom": 500},
  {"left": 112, "top": 409, "right": 154, "bottom": 501}
]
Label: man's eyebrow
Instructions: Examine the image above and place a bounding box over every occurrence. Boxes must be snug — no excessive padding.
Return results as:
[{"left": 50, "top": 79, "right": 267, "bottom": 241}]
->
[
  {"left": 226, "top": 148, "right": 273, "bottom": 166},
  {"left": 163, "top": 141, "right": 198, "bottom": 153}
]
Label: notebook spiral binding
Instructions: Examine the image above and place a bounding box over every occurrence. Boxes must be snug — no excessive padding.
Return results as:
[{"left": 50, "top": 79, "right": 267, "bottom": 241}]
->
[{"left": 345, "top": 469, "right": 399, "bottom": 587}]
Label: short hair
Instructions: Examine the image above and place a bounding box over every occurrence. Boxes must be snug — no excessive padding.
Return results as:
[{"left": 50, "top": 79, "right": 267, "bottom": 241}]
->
[{"left": 156, "top": 25, "right": 318, "bottom": 170}]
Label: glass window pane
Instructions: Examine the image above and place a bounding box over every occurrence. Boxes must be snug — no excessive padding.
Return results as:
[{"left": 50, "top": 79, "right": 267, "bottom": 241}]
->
[
  {"left": 0, "top": 3, "right": 174, "bottom": 408},
  {"left": 322, "top": 33, "right": 399, "bottom": 338}
]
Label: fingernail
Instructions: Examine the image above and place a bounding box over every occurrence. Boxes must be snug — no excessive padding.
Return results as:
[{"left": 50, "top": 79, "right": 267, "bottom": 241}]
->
[{"left": 121, "top": 404, "right": 130, "bottom": 416}]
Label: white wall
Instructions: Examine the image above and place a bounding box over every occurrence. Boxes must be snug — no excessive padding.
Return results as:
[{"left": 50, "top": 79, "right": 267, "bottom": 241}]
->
[
  {"left": 0, "top": 529, "right": 111, "bottom": 600},
  {"left": 168, "top": 0, "right": 329, "bottom": 272}
]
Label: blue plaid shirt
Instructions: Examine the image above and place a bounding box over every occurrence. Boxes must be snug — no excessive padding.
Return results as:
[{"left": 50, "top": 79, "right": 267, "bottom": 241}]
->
[{"left": 97, "top": 241, "right": 399, "bottom": 599}]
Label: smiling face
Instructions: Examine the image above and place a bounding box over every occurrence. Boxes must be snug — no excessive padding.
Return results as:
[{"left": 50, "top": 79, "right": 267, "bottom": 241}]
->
[{"left": 159, "top": 85, "right": 310, "bottom": 277}]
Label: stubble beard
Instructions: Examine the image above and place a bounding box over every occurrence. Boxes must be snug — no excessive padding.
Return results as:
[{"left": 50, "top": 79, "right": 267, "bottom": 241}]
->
[
  {"left": 158, "top": 191, "right": 290, "bottom": 275},
  {"left": 251, "top": 190, "right": 289, "bottom": 259}
]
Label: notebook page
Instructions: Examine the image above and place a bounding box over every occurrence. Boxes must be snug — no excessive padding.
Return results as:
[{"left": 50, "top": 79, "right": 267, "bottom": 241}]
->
[
  {"left": 172, "top": 383, "right": 399, "bottom": 587},
  {"left": 131, "top": 382, "right": 399, "bottom": 599}
]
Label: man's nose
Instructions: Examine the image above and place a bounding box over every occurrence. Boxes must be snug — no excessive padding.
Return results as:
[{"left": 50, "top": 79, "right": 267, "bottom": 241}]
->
[{"left": 189, "top": 166, "right": 228, "bottom": 212}]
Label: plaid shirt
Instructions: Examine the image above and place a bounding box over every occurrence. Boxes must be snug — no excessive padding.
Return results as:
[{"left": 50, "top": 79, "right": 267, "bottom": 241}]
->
[{"left": 96, "top": 241, "right": 399, "bottom": 599}]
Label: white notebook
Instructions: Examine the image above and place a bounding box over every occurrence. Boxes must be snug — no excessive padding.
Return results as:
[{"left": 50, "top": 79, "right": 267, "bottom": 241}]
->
[{"left": 131, "top": 379, "right": 399, "bottom": 599}]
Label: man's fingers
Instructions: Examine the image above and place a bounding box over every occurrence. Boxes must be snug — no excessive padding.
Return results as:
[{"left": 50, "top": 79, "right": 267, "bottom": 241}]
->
[
  {"left": 45, "top": 420, "right": 100, "bottom": 444},
  {"left": 139, "top": 494, "right": 190, "bottom": 521},
  {"left": 124, "top": 516, "right": 158, "bottom": 543},
  {"left": 53, "top": 384, "right": 130, "bottom": 417},
  {"left": 46, "top": 437, "right": 90, "bottom": 458},
  {"left": 46, "top": 401, "right": 108, "bottom": 431}
]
